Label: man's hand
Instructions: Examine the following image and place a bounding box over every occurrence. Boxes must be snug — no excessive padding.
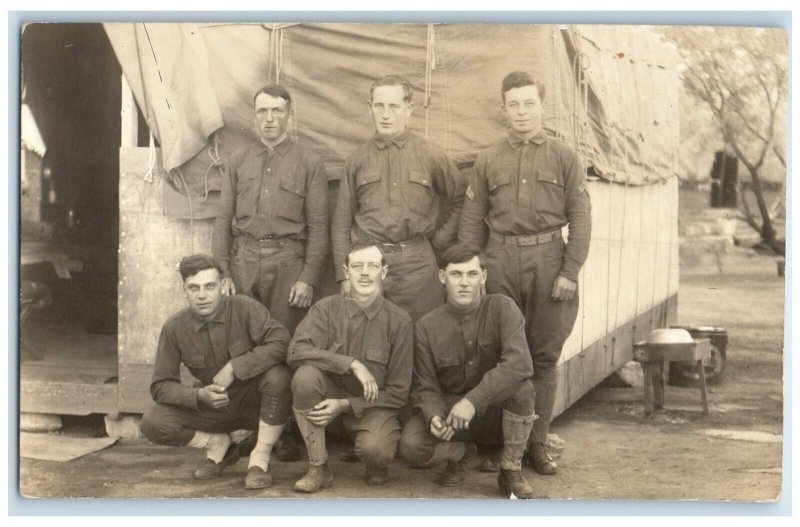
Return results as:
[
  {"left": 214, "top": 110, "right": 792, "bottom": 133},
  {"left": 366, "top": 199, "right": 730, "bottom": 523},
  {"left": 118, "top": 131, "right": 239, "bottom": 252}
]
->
[
  {"left": 198, "top": 384, "right": 230, "bottom": 409},
  {"left": 350, "top": 360, "right": 378, "bottom": 403},
  {"left": 221, "top": 277, "right": 236, "bottom": 296},
  {"left": 430, "top": 415, "right": 455, "bottom": 441},
  {"left": 288, "top": 281, "right": 315, "bottom": 308},
  {"left": 212, "top": 362, "right": 235, "bottom": 389},
  {"left": 306, "top": 399, "right": 350, "bottom": 427},
  {"left": 340, "top": 280, "right": 352, "bottom": 295},
  {"left": 446, "top": 398, "right": 476, "bottom": 431},
  {"left": 551, "top": 276, "right": 577, "bottom": 301}
]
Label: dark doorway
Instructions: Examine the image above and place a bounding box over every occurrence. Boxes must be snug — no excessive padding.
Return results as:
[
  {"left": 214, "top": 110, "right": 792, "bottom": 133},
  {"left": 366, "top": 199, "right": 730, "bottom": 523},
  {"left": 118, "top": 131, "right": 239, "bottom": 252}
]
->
[{"left": 20, "top": 24, "right": 121, "bottom": 400}]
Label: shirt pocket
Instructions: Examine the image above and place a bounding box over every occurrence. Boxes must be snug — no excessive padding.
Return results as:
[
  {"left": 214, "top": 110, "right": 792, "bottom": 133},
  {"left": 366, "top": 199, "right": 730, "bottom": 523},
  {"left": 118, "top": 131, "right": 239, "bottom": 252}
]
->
[
  {"left": 181, "top": 349, "right": 207, "bottom": 369},
  {"left": 535, "top": 168, "right": 565, "bottom": 218},
  {"left": 432, "top": 350, "right": 460, "bottom": 371},
  {"left": 486, "top": 169, "right": 514, "bottom": 222},
  {"left": 234, "top": 171, "right": 260, "bottom": 220},
  {"left": 366, "top": 347, "right": 390, "bottom": 365},
  {"left": 407, "top": 169, "right": 435, "bottom": 216},
  {"left": 228, "top": 340, "right": 251, "bottom": 359},
  {"left": 355, "top": 169, "right": 383, "bottom": 213},
  {"left": 276, "top": 168, "right": 307, "bottom": 223}
]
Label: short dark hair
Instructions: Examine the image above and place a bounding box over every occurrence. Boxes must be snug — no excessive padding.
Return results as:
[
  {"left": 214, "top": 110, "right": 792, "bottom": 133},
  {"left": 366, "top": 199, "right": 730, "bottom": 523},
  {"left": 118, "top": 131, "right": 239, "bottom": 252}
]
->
[
  {"left": 253, "top": 84, "right": 292, "bottom": 108},
  {"left": 179, "top": 254, "right": 223, "bottom": 281},
  {"left": 501, "top": 71, "right": 546, "bottom": 103},
  {"left": 369, "top": 75, "right": 413, "bottom": 103},
  {"left": 345, "top": 239, "right": 386, "bottom": 267},
  {"left": 439, "top": 243, "right": 486, "bottom": 271}
]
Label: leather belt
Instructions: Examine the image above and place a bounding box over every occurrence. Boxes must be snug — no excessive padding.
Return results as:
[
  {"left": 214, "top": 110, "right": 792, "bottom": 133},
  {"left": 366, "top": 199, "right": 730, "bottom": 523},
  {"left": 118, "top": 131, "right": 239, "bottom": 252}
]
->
[
  {"left": 242, "top": 236, "right": 302, "bottom": 249},
  {"left": 490, "top": 230, "right": 561, "bottom": 247},
  {"left": 380, "top": 236, "right": 427, "bottom": 254}
]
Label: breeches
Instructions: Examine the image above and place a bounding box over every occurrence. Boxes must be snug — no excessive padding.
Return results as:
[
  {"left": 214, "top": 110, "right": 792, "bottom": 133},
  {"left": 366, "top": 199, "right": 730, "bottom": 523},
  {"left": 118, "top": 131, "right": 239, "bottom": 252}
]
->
[
  {"left": 484, "top": 237, "right": 579, "bottom": 383},
  {"left": 398, "top": 380, "right": 535, "bottom": 466},
  {"left": 292, "top": 364, "right": 402, "bottom": 468},
  {"left": 140, "top": 364, "right": 293, "bottom": 446},
  {"left": 230, "top": 238, "right": 307, "bottom": 334}
]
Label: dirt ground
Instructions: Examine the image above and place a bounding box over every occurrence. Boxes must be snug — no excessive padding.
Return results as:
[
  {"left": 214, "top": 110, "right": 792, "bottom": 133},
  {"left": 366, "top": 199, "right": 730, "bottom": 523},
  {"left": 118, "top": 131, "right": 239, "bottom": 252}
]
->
[{"left": 16, "top": 250, "right": 785, "bottom": 503}]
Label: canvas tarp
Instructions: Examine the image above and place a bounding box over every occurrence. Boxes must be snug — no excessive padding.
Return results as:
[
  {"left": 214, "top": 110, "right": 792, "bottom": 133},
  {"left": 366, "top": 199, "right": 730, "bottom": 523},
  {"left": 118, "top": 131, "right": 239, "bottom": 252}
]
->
[{"left": 104, "top": 23, "right": 679, "bottom": 218}]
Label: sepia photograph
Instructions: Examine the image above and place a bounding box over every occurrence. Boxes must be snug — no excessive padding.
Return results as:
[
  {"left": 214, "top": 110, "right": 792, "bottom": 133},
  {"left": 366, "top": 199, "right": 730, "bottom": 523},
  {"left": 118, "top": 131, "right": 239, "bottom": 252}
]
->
[{"left": 15, "top": 16, "right": 787, "bottom": 504}]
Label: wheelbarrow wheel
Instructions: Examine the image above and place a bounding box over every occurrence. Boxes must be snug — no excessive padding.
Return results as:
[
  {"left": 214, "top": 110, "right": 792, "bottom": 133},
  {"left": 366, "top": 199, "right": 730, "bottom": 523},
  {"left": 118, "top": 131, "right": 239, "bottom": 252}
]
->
[{"left": 668, "top": 343, "right": 726, "bottom": 387}]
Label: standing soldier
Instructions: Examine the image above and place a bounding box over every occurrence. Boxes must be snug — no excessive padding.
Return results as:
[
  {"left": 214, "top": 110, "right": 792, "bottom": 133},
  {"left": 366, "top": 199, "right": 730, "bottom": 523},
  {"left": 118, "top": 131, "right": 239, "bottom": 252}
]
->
[
  {"left": 332, "top": 75, "right": 466, "bottom": 321},
  {"left": 459, "top": 71, "right": 591, "bottom": 475},
  {"left": 213, "top": 84, "right": 329, "bottom": 336}
]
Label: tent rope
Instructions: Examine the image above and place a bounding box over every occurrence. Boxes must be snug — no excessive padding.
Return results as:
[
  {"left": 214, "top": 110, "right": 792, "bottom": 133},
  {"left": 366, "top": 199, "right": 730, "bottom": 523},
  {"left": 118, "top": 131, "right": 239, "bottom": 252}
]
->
[{"left": 424, "top": 24, "right": 435, "bottom": 139}]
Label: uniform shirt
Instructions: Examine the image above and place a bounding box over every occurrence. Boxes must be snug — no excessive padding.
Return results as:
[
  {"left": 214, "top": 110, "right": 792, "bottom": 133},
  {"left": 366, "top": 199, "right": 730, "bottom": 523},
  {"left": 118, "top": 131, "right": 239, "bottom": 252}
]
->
[
  {"left": 212, "top": 137, "right": 329, "bottom": 287},
  {"left": 332, "top": 130, "right": 466, "bottom": 281},
  {"left": 287, "top": 293, "right": 413, "bottom": 417},
  {"left": 411, "top": 294, "right": 533, "bottom": 424},
  {"left": 458, "top": 132, "right": 592, "bottom": 282},
  {"left": 150, "top": 295, "right": 291, "bottom": 410}
]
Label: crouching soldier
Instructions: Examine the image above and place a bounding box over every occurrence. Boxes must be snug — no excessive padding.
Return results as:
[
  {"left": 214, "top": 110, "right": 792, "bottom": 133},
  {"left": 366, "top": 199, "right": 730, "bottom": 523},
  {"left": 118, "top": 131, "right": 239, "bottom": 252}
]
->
[
  {"left": 140, "top": 254, "right": 293, "bottom": 490},
  {"left": 287, "top": 240, "right": 413, "bottom": 492},
  {"left": 398, "top": 244, "right": 537, "bottom": 498}
]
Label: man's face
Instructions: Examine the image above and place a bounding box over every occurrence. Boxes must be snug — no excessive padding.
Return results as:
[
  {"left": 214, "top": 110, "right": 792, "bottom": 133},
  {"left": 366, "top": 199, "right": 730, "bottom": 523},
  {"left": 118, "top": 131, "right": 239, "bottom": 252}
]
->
[
  {"left": 439, "top": 256, "right": 487, "bottom": 308},
  {"left": 255, "top": 93, "right": 291, "bottom": 144},
  {"left": 344, "top": 246, "right": 388, "bottom": 298},
  {"left": 183, "top": 268, "right": 224, "bottom": 320},
  {"left": 502, "top": 84, "right": 544, "bottom": 136},
  {"left": 370, "top": 85, "right": 413, "bottom": 140}
]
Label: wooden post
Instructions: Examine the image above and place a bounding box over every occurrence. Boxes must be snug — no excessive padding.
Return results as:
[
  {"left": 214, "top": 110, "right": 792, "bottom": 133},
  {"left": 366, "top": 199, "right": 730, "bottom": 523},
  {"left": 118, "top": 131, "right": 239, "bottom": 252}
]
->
[
  {"left": 697, "top": 360, "right": 709, "bottom": 415},
  {"left": 642, "top": 363, "right": 653, "bottom": 416},
  {"left": 120, "top": 74, "right": 138, "bottom": 148}
]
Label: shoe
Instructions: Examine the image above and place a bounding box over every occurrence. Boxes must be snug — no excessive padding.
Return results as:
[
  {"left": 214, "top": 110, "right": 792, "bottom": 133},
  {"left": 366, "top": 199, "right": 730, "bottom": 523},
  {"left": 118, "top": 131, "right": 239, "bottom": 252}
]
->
[
  {"left": 477, "top": 450, "right": 501, "bottom": 473},
  {"left": 244, "top": 466, "right": 272, "bottom": 490},
  {"left": 293, "top": 463, "right": 334, "bottom": 493},
  {"left": 274, "top": 434, "right": 302, "bottom": 462},
  {"left": 527, "top": 442, "right": 557, "bottom": 475},
  {"left": 193, "top": 443, "right": 240, "bottom": 480},
  {"left": 364, "top": 465, "right": 389, "bottom": 486},
  {"left": 339, "top": 448, "right": 361, "bottom": 463},
  {"left": 438, "top": 443, "right": 477, "bottom": 487},
  {"left": 497, "top": 469, "right": 535, "bottom": 499}
]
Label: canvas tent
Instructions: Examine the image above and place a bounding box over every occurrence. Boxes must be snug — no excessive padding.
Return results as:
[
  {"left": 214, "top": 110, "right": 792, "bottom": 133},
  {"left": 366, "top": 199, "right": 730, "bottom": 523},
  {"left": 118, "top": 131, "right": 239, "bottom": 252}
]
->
[{"left": 21, "top": 23, "right": 680, "bottom": 418}]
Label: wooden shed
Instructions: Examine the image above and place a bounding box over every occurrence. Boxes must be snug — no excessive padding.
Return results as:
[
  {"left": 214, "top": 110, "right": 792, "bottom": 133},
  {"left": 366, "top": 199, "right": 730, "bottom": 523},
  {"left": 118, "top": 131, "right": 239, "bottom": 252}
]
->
[{"left": 20, "top": 23, "right": 679, "bottom": 421}]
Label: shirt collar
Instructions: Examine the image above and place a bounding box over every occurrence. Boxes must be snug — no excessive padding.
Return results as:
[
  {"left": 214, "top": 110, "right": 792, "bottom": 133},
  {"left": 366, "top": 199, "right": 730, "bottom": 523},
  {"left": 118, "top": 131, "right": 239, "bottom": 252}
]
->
[
  {"left": 445, "top": 295, "right": 483, "bottom": 318},
  {"left": 506, "top": 130, "right": 547, "bottom": 149},
  {"left": 372, "top": 128, "right": 410, "bottom": 150},
  {"left": 256, "top": 135, "right": 293, "bottom": 157},
  {"left": 189, "top": 296, "right": 228, "bottom": 331},
  {"left": 343, "top": 293, "right": 384, "bottom": 320}
]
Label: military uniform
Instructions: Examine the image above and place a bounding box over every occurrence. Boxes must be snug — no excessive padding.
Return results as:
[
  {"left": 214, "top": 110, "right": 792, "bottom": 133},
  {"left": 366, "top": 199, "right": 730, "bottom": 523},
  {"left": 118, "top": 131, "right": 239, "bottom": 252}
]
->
[
  {"left": 398, "top": 294, "right": 535, "bottom": 476},
  {"left": 332, "top": 130, "right": 466, "bottom": 321},
  {"left": 458, "top": 131, "right": 591, "bottom": 461},
  {"left": 287, "top": 293, "right": 413, "bottom": 471},
  {"left": 141, "top": 295, "right": 293, "bottom": 446},
  {"left": 213, "top": 138, "right": 329, "bottom": 334}
]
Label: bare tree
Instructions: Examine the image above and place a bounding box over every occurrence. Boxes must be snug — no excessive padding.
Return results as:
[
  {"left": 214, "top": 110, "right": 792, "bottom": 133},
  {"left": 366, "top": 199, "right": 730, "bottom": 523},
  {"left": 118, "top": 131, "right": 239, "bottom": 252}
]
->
[{"left": 661, "top": 27, "right": 787, "bottom": 255}]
